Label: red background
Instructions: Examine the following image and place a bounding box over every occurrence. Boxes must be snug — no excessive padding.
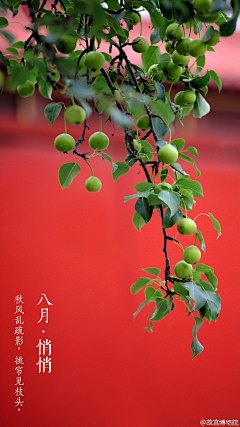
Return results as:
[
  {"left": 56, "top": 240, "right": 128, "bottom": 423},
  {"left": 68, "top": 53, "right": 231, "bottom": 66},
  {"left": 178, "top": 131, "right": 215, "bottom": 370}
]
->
[{"left": 0, "top": 111, "right": 240, "bottom": 426}]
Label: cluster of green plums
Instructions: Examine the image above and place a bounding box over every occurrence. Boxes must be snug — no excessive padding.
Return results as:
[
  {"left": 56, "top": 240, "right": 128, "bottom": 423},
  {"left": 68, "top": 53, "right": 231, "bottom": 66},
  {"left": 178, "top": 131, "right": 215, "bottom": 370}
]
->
[{"left": 174, "top": 218, "right": 201, "bottom": 279}]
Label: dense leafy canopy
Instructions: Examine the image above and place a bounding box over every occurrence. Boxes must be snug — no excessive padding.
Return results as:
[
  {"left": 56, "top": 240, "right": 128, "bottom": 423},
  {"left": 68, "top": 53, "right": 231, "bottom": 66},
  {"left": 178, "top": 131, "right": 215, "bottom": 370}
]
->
[{"left": 0, "top": 0, "right": 237, "bottom": 358}]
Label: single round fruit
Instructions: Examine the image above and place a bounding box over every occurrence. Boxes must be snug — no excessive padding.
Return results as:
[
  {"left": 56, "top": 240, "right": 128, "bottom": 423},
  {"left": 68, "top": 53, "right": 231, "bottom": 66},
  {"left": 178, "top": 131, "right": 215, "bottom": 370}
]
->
[
  {"left": 136, "top": 115, "right": 151, "bottom": 130},
  {"left": 172, "top": 50, "right": 190, "bottom": 67},
  {"left": 183, "top": 246, "right": 201, "bottom": 264},
  {"left": 165, "top": 23, "right": 184, "bottom": 41},
  {"left": 85, "top": 176, "right": 102, "bottom": 192},
  {"left": 196, "top": 12, "right": 220, "bottom": 22},
  {"left": 177, "top": 218, "right": 197, "bottom": 235},
  {"left": 64, "top": 105, "right": 86, "bottom": 125},
  {"left": 188, "top": 39, "right": 207, "bottom": 57},
  {"left": 176, "top": 37, "right": 192, "bottom": 54},
  {"left": 165, "top": 62, "right": 183, "bottom": 80},
  {"left": 54, "top": 133, "right": 75, "bottom": 152},
  {"left": 181, "top": 90, "right": 197, "bottom": 105},
  {"left": 193, "top": 0, "right": 213, "bottom": 14},
  {"left": 56, "top": 35, "right": 76, "bottom": 54},
  {"left": 129, "top": 11, "right": 141, "bottom": 24},
  {"left": 158, "top": 144, "right": 178, "bottom": 164},
  {"left": 17, "top": 80, "right": 35, "bottom": 98},
  {"left": 165, "top": 41, "right": 175, "bottom": 54},
  {"left": 174, "top": 91, "right": 186, "bottom": 107},
  {"left": 147, "top": 64, "right": 163, "bottom": 82},
  {"left": 206, "top": 29, "right": 221, "bottom": 46},
  {"left": 84, "top": 51, "right": 105, "bottom": 70},
  {"left": 174, "top": 260, "right": 193, "bottom": 279},
  {"left": 132, "top": 36, "right": 149, "bottom": 53},
  {"left": 88, "top": 131, "right": 109, "bottom": 151},
  {"left": 133, "top": 139, "right": 142, "bottom": 152}
]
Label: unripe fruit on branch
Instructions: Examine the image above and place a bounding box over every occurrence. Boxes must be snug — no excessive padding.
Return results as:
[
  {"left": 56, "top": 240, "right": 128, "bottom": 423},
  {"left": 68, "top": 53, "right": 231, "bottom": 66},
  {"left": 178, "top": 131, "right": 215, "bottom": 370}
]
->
[
  {"left": 181, "top": 90, "right": 197, "bottom": 106},
  {"left": 165, "top": 23, "right": 184, "bottom": 41},
  {"left": 85, "top": 176, "right": 102, "bottom": 192},
  {"left": 188, "top": 39, "right": 207, "bottom": 57},
  {"left": 176, "top": 37, "right": 192, "bottom": 54},
  {"left": 174, "top": 91, "right": 187, "bottom": 107},
  {"left": 84, "top": 51, "right": 105, "bottom": 70},
  {"left": 56, "top": 35, "right": 76, "bottom": 54},
  {"left": 54, "top": 133, "right": 75, "bottom": 152},
  {"left": 177, "top": 218, "right": 197, "bottom": 235},
  {"left": 129, "top": 11, "right": 141, "bottom": 24},
  {"left": 147, "top": 64, "right": 163, "bottom": 82},
  {"left": 206, "top": 29, "right": 221, "bottom": 46},
  {"left": 158, "top": 144, "right": 178, "bottom": 164},
  {"left": 64, "top": 105, "right": 86, "bottom": 125},
  {"left": 133, "top": 139, "right": 142, "bottom": 152},
  {"left": 165, "top": 42, "right": 175, "bottom": 54},
  {"left": 136, "top": 115, "right": 151, "bottom": 130},
  {"left": 88, "top": 131, "right": 109, "bottom": 151},
  {"left": 183, "top": 246, "right": 201, "bottom": 264},
  {"left": 193, "top": 0, "right": 213, "bottom": 14},
  {"left": 174, "top": 260, "right": 193, "bottom": 279},
  {"left": 172, "top": 50, "right": 190, "bottom": 66},
  {"left": 17, "top": 80, "right": 35, "bottom": 98},
  {"left": 132, "top": 36, "right": 149, "bottom": 53},
  {"left": 165, "top": 62, "right": 183, "bottom": 80},
  {"left": 196, "top": 12, "right": 220, "bottom": 22}
]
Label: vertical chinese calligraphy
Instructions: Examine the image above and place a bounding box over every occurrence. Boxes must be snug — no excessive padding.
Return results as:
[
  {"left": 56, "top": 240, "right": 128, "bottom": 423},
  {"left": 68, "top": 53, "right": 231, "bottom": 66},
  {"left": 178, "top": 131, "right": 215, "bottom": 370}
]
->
[
  {"left": 14, "top": 295, "right": 25, "bottom": 411},
  {"left": 36, "top": 294, "right": 53, "bottom": 374}
]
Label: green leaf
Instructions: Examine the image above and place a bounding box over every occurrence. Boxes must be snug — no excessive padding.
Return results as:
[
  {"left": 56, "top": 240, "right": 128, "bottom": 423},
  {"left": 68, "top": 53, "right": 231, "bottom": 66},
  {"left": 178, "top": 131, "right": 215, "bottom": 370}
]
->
[
  {"left": 209, "top": 212, "right": 221, "bottom": 239},
  {"left": 0, "top": 50, "right": 10, "bottom": 66},
  {"left": 172, "top": 138, "right": 185, "bottom": 151},
  {"left": 195, "top": 263, "right": 213, "bottom": 273},
  {"left": 130, "top": 277, "right": 153, "bottom": 295},
  {"left": 193, "top": 92, "right": 210, "bottom": 119},
  {"left": 191, "top": 316, "right": 204, "bottom": 359},
  {"left": 201, "top": 25, "right": 215, "bottom": 42},
  {"left": 134, "top": 182, "right": 155, "bottom": 192},
  {"left": 170, "top": 162, "right": 189, "bottom": 177},
  {"left": 141, "top": 46, "right": 161, "bottom": 72},
  {"left": 163, "top": 208, "right": 183, "bottom": 229},
  {"left": 6, "top": 47, "right": 18, "bottom": 56},
  {"left": 108, "top": 107, "right": 133, "bottom": 128},
  {"left": 196, "top": 230, "right": 206, "bottom": 252},
  {"left": 195, "top": 279, "right": 214, "bottom": 292},
  {"left": 37, "top": 78, "right": 53, "bottom": 100},
  {"left": 112, "top": 161, "right": 130, "bottom": 182},
  {"left": 150, "top": 29, "right": 160, "bottom": 45},
  {"left": 179, "top": 188, "right": 194, "bottom": 210},
  {"left": 9, "top": 64, "right": 30, "bottom": 88},
  {"left": 142, "top": 267, "right": 160, "bottom": 276},
  {"left": 205, "top": 271, "right": 218, "bottom": 289},
  {"left": 12, "top": 41, "right": 25, "bottom": 49},
  {"left": 150, "top": 298, "right": 168, "bottom": 321},
  {"left": 58, "top": 163, "right": 81, "bottom": 189},
  {"left": 178, "top": 152, "right": 201, "bottom": 177},
  {"left": 196, "top": 55, "right": 205, "bottom": 74},
  {"left": 160, "top": 168, "right": 168, "bottom": 182},
  {"left": 102, "top": 153, "right": 117, "bottom": 171},
  {"left": 220, "top": 14, "right": 239, "bottom": 37},
  {"left": 124, "top": 191, "right": 152, "bottom": 202},
  {"left": 157, "top": 53, "right": 171, "bottom": 70},
  {"left": 0, "top": 17, "right": 9, "bottom": 28},
  {"left": 186, "top": 146, "right": 198, "bottom": 157},
  {"left": 175, "top": 178, "right": 203, "bottom": 198},
  {"left": 106, "top": 13, "right": 127, "bottom": 37},
  {"left": 44, "top": 102, "right": 62, "bottom": 124},
  {"left": 133, "top": 300, "right": 148, "bottom": 320},
  {"left": 135, "top": 198, "right": 153, "bottom": 223},
  {"left": 154, "top": 81, "right": 165, "bottom": 100},
  {"left": 191, "top": 71, "right": 210, "bottom": 89},
  {"left": 157, "top": 190, "right": 180, "bottom": 215},
  {"left": 133, "top": 212, "right": 146, "bottom": 232},
  {"left": 209, "top": 70, "right": 222, "bottom": 92},
  {"left": 174, "top": 282, "right": 190, "bottom": 297}
]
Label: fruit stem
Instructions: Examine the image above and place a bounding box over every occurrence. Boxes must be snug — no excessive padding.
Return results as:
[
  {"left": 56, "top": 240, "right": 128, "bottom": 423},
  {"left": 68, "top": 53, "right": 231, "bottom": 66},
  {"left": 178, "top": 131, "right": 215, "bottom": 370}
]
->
[
  {"left": 86, "top": 161, "right": 94, "bottom": 176},
  {"left": 99, "top": 113, "right": 102, "bottom": 132},
  {"left": 64, "top": 116, "right": 67, "bottom": 134},
  {"left": 140, "top": 19, "right": 142, "bottom": 36},
  {"left": 194, "top": 233, "right": 197, "bottom": 246},
  {"left": 193, "top": 212, "right": 209, "bottom": 221}
]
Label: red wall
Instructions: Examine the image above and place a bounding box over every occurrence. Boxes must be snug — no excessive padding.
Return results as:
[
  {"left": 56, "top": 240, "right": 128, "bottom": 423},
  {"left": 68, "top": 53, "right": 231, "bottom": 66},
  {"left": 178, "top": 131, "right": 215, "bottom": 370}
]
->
[{"left": 0, "top": 117, "right": 240, "bottom": 427}]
